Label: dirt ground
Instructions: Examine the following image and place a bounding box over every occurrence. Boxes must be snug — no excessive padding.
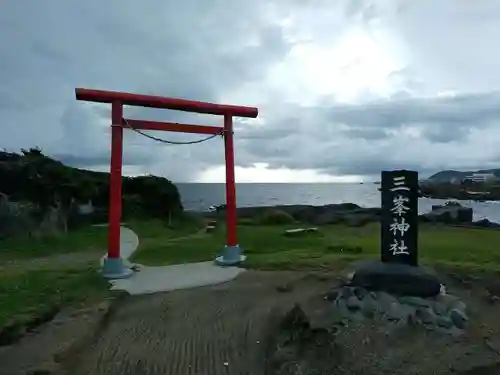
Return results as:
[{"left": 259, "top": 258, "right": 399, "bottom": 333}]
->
[{"left": 2, "top": 269, "right": 500, "bottom": 375}]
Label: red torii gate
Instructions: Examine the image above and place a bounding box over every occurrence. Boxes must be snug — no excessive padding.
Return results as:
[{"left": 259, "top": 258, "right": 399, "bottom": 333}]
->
[{"left": 75, "top": 88, "right": 258, "bottom": 279}]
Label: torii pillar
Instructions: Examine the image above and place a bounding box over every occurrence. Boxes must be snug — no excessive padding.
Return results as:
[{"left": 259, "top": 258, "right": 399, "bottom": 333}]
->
[{"left": 75, "top": 88, "right": 258, "bottom": 279}]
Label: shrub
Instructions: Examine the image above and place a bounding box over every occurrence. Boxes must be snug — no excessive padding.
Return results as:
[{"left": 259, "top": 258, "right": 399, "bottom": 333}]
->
[
  {"left": 0, "top": 148, "right": 184, "bottom": 237},
  {"left": 256, "top": 209, "right": 296, "bottom": 225}
]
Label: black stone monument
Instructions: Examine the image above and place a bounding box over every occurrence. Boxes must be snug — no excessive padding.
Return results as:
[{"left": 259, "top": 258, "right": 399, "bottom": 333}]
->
[
  {"left": 351, "top": 170, "right": 441, "bottom": 298},
  {"left": 380, "top": 170, "right": 418, "bottom": 266}
]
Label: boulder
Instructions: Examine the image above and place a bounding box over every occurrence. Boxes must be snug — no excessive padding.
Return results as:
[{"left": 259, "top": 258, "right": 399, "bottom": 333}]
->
[
  {"left": 308, "top": 206, "right": 380, "bottom": 226},
  {"left": 283, "top": 227, "right": 319, "bottom": 237},
  {"left": 470, "top": 218, "right": 500, "bottom": 229},
  {"left": 257, "top": 209, "right": 296, "bottom": 225},
  {"left": 235, "top": 204, "right": 372, "bottom": 225},
  {"left": 420, "top": 204, "right": 473, "bottom": 224},
  {"left": 343, "top": 211, "right": 380, "bottom": 227},
  {"left": 205, "top": 225, "right": 216, "bottom": 233},
  {"left": 350, "top": 260, "right": 442, "bottom": 298}
]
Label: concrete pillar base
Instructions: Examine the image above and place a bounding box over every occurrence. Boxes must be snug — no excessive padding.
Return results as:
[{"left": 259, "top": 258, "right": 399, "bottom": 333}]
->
[
  {"left": 102, "top": 257, "right": 134, "bottom": 279},
  {"left": 214, "top": 245, "right": 246, "bottom": 267}
]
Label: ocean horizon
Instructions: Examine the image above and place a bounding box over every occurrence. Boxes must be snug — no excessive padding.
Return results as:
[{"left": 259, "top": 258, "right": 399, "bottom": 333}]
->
[{"left": 176, "top": 182, "right": 500, "bottom": 223}]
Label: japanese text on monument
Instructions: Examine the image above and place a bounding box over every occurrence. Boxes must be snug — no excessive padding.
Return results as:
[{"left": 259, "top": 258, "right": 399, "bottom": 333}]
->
[{"left": 389, "top": 176, "right": 410, "bottom": 256}]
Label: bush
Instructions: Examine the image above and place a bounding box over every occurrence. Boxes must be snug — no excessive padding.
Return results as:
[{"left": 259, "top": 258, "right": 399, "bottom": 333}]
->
[
  {"left": 256, "top": 209, "right": 296, "bottom": 225},
  {"left": 0, "top": 148, "right": 184, "bottom": 237}
]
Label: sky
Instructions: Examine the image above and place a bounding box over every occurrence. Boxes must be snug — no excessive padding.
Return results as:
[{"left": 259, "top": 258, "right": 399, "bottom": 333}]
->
[{"left": 2, "top": 0, "right": 500, "bottom": 183}]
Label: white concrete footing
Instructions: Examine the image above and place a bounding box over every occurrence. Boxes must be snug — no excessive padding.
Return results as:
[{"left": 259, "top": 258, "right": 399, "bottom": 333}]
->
[{"left": 101, "top": 225, "right": 244, "bottom": 295}]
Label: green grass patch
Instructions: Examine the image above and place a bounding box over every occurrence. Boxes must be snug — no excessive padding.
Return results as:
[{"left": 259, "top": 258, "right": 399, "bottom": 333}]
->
[
  {"left": 0, "top": 267, "right": 109, "bottom": 328},
  {"left": 0, "top": 226, "right": 108, "bottom": 261},
  {"left": 132, "top": 221, "right": 500, "bottom": 272},
  {"left": 0, "top": 215, "right": 205, "bottom": 330},
  {"left": 0, "top": 213, "right": 204, "bottom": 262},
  {"left": 2, "top": 216, "right": 499, "bottom": 332}
]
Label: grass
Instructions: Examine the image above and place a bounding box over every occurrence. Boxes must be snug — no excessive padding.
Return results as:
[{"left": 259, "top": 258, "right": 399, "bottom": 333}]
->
[
  {"left": 0, "top": 267, "right": 109, "bottom": 328},
  {"left": 0, "top": 215, "right": 204, "bottom": 331},
  {"left": 2, "top": 214, "right": 500, "bottom": 332},
  {"left": 0, "top": 225, "right": 111, "bottom": 332},
  {"left": 132, "top": 220, "right": 500, "bottom": 272},
  {"left": 0, "top": 225, "right": 108, "bottom": 262}
]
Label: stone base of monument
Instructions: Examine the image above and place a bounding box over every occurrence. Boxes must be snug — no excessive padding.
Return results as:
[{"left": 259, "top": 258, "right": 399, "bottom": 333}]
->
[
  {"left": 331, "top": 260, "right": 468, "bottom": 335},
  {"left": 350, "top": 259, "right": 442, "bottom": 298},
  {"left": 327, "top": 284, "right": 468, "bottom": 335}
]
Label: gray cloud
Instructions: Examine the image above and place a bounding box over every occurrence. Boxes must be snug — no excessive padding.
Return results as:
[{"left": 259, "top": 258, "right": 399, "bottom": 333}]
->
[
  {"left": 2, "top": 0, "right": 500, "bottom": 182},
  {"left": 237, "top": 91, "right": 500, "bottom": 177}
]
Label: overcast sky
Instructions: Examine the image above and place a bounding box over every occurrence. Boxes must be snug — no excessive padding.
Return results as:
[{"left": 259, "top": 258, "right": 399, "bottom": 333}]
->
[{"left": 2, "top": 0, "right": 500, "bottom": 182}]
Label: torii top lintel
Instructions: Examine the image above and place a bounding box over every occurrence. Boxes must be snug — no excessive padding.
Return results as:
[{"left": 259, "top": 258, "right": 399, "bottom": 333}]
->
[{"left": 75, "top": 88, "right": 258, "bottom": 118}]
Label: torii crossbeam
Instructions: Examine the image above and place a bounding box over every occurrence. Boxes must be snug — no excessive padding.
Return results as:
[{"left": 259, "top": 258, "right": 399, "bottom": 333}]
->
[{"left": 75, "top": 88, "right": 258, "bottom": 279}]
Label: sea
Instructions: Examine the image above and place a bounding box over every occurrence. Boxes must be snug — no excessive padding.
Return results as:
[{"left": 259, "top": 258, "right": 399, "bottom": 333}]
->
[{"left": 177, "top": 183, "right": 500, "bottom": 223}]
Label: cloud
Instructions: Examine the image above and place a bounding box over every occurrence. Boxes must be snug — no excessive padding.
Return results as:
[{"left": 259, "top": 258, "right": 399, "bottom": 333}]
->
[
  {"left": 1, "top": 0, "right": 500, "bottom": 182},
  {"left": 237, "top": 91, "right": 500, "bottom": 178}
]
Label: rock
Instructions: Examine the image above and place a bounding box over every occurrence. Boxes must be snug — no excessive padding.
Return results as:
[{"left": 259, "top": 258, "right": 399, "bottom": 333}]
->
[
  {"left": 325, "top": 290, "right": 339, "bottom": 302},
  {"left": 420, "top": 205, "right": 473, "bottom": 224},
  {"left": 313, "top": 211, "right": 344, "bottom": 225},
  {"left": 436, "top": 315, "right": 454, "bottom": 329},
  {"left": 205, "top": 225, "right": 216, "bottom": 233},
  {"left": 276, "top": 284, "right": 293, "bottom": 293},
  {"left": 360, "top": 295, "right": 378, "bottom": 317},
  {"left": 471, "top": 219, "right": 500, "bottom": 228},
  {"left": 449, "top": 309, "right": 468, "bottom": 329},
  {"left": 485, "top": 279, "right": 500, "bottom": 296},
  {"left": 350, "top": 260, "right": 442, "bottom": 298},
  {"left": 434, "top": 294, "right": 460, "bottom": 314},
  {"left": 385, "top": 301, "right": 406, "bottom": 321},
  {"left": 398, "top": 296, "right": 432, "bottom": 308},
  {"left": 235, "top": 204, "right": 382, "bottom": 226},
  {"left": 283, "top": 228, "right": 318, "bottom": 237},
  {"left": 340, "top": 286, "right": 354, "bottom": 298},
  {"left": 449, "top": 300, "right": 467, "bottom": 313},
  {"left": 486, "top": 294, "right": 500, "bottom": 304},
  {"left": 376, "top": 292, "right": 399, "bottom": 310},
  {"left": 346, "top": 296, "right": 362, "bottom": 311},
  {"left": 343, "top": 213, "right": 375, "bottom": 227},
  {"left": 258, "top": 209, "right": 296, "bottom": 225},
  {"left": 331, "top": 284, "right": 467, "bottom": 334},
  {"left": 416, "top": 307, "right": 436, "bottom": 324},
  {"left": 352, "top": 286, "right": 368, "bottom": 299}
]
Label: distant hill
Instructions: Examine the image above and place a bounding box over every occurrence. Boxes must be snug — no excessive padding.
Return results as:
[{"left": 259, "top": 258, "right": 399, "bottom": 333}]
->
[{"left": 427, "top": 169, "right": 500, "bottom": 183}]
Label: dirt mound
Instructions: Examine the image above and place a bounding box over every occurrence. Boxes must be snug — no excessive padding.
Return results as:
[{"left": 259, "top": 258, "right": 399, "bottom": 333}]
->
[{"left": 266, "top": 282, "right": 500, "bottom": 375}]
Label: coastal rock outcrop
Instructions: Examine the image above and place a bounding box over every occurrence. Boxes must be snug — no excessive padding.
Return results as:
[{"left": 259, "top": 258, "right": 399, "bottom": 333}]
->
[
  {"left": 230, "top": 203, "right": 382, "bottom": 226},
  {"left": 205, "top": 202, "right": 500, "bottom": 228},
  {"left": 420, "top": 204, "right": 473, "bottom": 224}
]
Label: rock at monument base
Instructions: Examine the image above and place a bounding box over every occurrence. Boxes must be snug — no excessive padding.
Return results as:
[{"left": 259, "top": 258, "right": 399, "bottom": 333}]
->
[{"left": 350, "top": 260, "right": 441, "bottom": 298}]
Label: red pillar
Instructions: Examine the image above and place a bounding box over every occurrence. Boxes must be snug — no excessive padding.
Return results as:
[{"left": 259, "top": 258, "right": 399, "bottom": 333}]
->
[
  {"left": 108, "top": 101, "right": 124, "bottom": 259},
  {"left": 223, "top": 114, "right": 238, "bottom": 247}
]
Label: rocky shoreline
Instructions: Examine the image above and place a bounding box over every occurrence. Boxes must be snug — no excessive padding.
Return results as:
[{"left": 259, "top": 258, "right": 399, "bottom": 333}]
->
[
  {"left": 419, "top": 182, "right": 500, "bottom": 202},
  {"left": 205, "top": 202, "right": 500, "bottom": 228}
]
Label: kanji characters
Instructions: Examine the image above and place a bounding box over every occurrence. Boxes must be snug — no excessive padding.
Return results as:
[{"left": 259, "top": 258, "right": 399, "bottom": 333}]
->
[
  {"left": 391, "top": 195, "right": 409, "bottom": 216},
  {"left": 389, "top": 217, "right": 410, "bottom": 236},
  {"left": 390, "top": 176, "right": 410, "bottom": 192},
  {"left": 389, "top": 239, "right": 409, "bottom": 255}
]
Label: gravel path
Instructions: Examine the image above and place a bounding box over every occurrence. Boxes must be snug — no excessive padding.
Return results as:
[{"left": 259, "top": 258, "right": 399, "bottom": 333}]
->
[{"left": 63, "top": 271, "right": 332, "bottom": 375}]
